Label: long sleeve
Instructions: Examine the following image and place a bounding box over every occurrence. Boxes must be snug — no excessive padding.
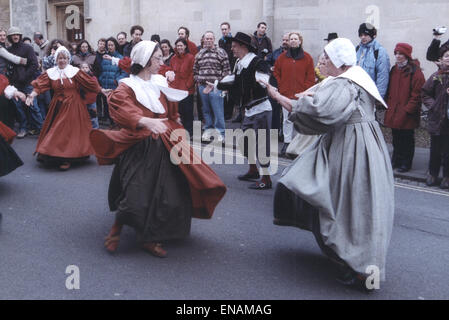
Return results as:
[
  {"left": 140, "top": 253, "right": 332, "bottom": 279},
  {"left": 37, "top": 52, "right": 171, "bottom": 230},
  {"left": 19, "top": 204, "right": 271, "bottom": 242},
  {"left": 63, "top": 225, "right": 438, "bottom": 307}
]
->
[
  {"left": 31, "top": 72, "right": 52, "bottom": 95},
  {"left": 24, "top": 46, "right": 39, "bottom": 84},
  {"left": 0, "top": 47, "right": 23, "bottom": 65},
  {"left": 220, "top": 50, "right": 231, "bottom": 79},
  {"left": 193, "top": 55, "right": 199, "bottom": 83},
  {"left": 290, "top": 78, "right": 357, "bottom": 135},
  {"left": 0, "top": 74, "right": 9, "bottom": 94},
  {"left": 305, "top": 57, "right": 316, "bottom": 90},
  {"left": 273, "top": 57, "right": 281, "bottom": 85},
  {"left": 404, "top": 69, "right": 426, "bottom": 115},
  {"left": 375, "top": 48, "right": 391, "bottom": 98},
  {"left": 107, "top": 83, "right": 144, "bottom": 130},
  {"left": 427, "top": 39, "right": 442, "bottom": 62},
  {"left": 74, "top": 70, "right": 101, "bottom": 95},
  {"left": 185, "top": 55, "right": 195, "bottom": 91},
  {"left": 421, "top": 74, "right": 437, "bottom": 110}
]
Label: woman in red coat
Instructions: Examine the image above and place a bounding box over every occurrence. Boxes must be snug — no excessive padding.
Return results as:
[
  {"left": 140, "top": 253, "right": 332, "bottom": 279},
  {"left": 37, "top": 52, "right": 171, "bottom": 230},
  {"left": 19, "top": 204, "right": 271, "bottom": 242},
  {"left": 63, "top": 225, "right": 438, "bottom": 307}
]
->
[
  {"left": 89, "top": 41, "right": 226, "bottom": 258},
  {"left": 0, "top": 74, "right": 25, "bottom": 177},
  {"left": 384, "top": 43, "right": 425, "bottom": 173},
  {"left": 165, "top": 38, "right": 195, "bottom": 136},
  {"left": 26, "top": 46, "right": 101, "bottom": 171},
  {"left": 274, "top": 32, "right": 315, "bottom": 155}
]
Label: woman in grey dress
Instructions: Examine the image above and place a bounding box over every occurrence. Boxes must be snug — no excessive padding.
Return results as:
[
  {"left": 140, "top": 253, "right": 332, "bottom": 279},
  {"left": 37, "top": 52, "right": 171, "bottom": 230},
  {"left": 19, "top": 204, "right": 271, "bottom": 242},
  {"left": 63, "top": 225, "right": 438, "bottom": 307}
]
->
[{"left": 263, "top": 38, "right": 395, "bottom": 291}]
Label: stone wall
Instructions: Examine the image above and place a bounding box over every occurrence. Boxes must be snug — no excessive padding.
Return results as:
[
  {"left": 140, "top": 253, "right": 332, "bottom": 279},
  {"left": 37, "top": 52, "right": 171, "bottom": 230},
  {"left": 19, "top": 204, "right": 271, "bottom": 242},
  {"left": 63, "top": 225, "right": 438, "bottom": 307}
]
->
[
  {"left": 0, "top": 0, "right": 10, "bottom": 30},
  {"left": 6, "top": 0, "right": 449, "bottom": 78},
  {"left": 86, "top": 0, "right": 264, "bottom": 47},
  {"left": 272, "top": 0, "right": 449, "bottom": 78}
]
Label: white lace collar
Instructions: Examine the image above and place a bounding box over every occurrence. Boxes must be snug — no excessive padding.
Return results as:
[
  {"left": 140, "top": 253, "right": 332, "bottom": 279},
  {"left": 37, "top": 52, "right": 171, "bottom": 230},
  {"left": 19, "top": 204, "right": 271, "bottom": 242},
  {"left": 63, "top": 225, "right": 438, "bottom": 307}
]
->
[
  {"left": 235, "top": 52, "right": 257, "bottom": 74},
  {"left": 121, "top": 74, "right": 188, "bottom": 114},
  {"left": 47, "top": 65, "right": 79, "bottom": 84}
]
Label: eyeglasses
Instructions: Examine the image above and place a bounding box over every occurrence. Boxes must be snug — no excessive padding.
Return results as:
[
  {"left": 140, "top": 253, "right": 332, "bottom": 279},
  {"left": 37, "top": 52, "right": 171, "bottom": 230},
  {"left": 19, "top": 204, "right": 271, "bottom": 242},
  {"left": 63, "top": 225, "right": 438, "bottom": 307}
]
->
[{"left": 152, "top": 55, "right": 164, "bottom": 62}]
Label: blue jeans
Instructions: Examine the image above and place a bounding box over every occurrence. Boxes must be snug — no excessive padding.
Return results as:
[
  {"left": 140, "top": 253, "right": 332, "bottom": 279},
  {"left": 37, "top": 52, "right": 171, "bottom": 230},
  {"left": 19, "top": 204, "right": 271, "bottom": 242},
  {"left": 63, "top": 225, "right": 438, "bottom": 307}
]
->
[
  {"left": 87, "top": 102, "right": 99, "bottom": 129},
  {"left": 198, "top": 85, "right": 225, "bottom": 136},
  {"left": 37, "top": 90, "right": 51, "bottom": 120},
  {"left": 13, "top": 85, "right": 43, "bottom": 131}
]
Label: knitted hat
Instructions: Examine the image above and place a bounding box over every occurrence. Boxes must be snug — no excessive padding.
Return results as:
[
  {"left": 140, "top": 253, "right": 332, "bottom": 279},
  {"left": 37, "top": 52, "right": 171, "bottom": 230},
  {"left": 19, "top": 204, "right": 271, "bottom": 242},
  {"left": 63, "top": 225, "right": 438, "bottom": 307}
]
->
[
  {"left": 394, "top": 43, "right": 413, "bottom": 60},
  {"left": 7, "top": 26, "right": 22, "bottom": 37},
  {"left": 358, "top": 23, "right": 377, "bottom": 38}
]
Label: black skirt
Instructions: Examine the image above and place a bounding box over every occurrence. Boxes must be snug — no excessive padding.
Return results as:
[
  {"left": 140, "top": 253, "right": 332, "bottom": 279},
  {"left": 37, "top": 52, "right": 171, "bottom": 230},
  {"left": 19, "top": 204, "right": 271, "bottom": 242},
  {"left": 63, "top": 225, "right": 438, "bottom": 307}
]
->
[
  {"left": 274, "top": 183, "right": 344, "bottom": 264},
  {"left": 0, "top": 136, "right": 23, "bottom": 178},
  {"left": 108, "top": 136, "right": 192, "bottom": 244}
]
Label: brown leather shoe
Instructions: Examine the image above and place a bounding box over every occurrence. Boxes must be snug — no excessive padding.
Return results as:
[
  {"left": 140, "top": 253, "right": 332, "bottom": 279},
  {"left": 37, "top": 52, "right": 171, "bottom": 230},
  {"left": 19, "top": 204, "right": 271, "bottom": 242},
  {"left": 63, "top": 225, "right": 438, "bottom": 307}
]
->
[{"left": 59, "top": 162, "right": 71, "bottom": 171}]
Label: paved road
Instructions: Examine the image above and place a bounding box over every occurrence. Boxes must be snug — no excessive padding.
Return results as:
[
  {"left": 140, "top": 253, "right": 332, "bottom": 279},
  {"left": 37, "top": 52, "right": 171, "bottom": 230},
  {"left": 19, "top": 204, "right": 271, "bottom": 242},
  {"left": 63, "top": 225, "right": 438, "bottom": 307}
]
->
[{"left": 0, "top": 138, "right": 448, "bottom": 300}]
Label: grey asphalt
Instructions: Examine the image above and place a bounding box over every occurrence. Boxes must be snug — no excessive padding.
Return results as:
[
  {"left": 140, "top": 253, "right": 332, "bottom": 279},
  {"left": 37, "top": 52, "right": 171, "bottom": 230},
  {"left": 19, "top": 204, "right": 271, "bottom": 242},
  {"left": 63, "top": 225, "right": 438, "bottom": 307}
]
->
[{"left": 0, "top": 137, "right": 448, "bottom": 300}]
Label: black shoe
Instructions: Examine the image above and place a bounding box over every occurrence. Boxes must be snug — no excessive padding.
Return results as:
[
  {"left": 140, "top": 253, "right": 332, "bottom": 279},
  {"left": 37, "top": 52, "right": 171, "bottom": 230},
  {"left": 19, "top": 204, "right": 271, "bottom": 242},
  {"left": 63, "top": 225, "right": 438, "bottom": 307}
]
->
[
  {"left": 232, "top": 114, "right": 243, "bottom": 123},
  {"left": 396, "top": 166, "right": 410, "bottom": 173},
  {"left": 336, "top": 268, "right": 375, "bottom": 293},
  {"left": 440, "top": 178, "right": 449, "bottom": 190},
  {"left": 280, "top": 143, "right": 289, "bottom": 157},
  {"left": 248, "top": 181, "right": 272, "bottom": 190},
  {"left": 426, "top": 175, "right": 439, "bottom": 187},
  {"left": 238, "top": 172, "right": 261, "bottom": 182}
]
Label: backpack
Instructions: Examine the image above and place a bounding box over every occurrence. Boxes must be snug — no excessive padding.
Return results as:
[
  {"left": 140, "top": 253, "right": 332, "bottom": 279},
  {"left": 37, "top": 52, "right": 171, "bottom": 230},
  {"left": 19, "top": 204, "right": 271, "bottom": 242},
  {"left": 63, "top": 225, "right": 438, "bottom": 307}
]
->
[{"left": 356, "top": 45, "right": 379, "bottom": 60}]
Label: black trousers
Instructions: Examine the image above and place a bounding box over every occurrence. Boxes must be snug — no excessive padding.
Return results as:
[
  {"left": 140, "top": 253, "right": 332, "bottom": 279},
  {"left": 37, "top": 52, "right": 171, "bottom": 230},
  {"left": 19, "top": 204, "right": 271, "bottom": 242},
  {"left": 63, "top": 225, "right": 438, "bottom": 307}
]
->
[
  {"left": 223, "top": 94, "right": 234, "bottom": 120},
  {"left": 241, "top": 111, "right": 272, "bottom": 170},
  {"left": 97, "top": 93, "right": 113, "bottom": 125},
  {"left": 429, "top": 134, "right": 449, "bottom": 178},
  {"left": 179, "top": 95, "right": 194, "bottom": 136},
  {"left": 195, "top": 88, "right": 203, "bottom": 122},
  {"left": 391, "top": 129, "right": 415, "bottom": 170},
  {"left": 269, "top": 97, "right": 281, "bottom": 131}
]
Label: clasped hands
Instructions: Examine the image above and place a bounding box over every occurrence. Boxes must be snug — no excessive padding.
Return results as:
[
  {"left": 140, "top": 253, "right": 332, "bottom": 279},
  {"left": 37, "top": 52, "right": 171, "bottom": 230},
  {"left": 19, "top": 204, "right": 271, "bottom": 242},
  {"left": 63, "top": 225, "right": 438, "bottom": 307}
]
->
[
  {"left": 138, "top": 117, "right": 183, "bottom": 138},
  {"left": 257, "top": 79, "right": 315, "bottom": 100}
]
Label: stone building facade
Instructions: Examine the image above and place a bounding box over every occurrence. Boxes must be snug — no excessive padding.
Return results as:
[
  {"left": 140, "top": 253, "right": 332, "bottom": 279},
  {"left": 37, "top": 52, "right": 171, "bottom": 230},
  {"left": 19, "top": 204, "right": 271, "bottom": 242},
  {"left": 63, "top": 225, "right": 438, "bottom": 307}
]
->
[{"left": 0, "top": 0, "right": 448, "bottom": 77}]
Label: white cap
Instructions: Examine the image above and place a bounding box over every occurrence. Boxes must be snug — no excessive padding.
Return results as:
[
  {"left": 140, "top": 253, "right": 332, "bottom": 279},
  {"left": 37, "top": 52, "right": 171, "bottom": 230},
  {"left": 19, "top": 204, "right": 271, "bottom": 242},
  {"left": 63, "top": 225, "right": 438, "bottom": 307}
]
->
[
  {"left": 130, "top": 40, "right": 157, "bottom": 67},
  {"left": 324, "top": 38, "right": 357, "bottom": 68}
]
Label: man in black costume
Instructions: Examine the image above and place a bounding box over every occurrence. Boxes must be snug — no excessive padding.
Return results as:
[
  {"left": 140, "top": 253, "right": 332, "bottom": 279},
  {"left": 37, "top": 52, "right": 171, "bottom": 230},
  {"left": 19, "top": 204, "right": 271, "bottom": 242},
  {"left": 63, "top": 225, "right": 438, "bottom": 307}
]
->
[{"left": 207, "top": 32, "right": 273, "bottom": 190}]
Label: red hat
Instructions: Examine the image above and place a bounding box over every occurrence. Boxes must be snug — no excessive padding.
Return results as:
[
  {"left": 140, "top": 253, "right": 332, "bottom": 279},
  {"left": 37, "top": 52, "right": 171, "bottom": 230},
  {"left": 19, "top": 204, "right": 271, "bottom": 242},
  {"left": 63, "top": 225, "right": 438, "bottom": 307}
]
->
[{"left": 394, "top": 43, "right": 413, "bottom": 60}]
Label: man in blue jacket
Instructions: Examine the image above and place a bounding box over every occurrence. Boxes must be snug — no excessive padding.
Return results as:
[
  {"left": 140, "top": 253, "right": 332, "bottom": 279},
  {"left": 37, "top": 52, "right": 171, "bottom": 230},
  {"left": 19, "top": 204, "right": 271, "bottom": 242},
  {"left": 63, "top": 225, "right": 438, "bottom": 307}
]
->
[{"left": 356, "top": 23, "right": 390, "bottom": 98}]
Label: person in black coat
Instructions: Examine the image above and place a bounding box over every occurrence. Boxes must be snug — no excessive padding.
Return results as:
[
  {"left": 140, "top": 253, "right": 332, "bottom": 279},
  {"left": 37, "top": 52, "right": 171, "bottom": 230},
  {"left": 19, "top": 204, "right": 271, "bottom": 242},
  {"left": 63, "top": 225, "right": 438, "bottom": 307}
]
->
[
  {"left": 427, "top": 27, "right": 449, "bottom": 63},
  {"left": 6, "top": 27, "right": 43, "bottom": 138}
]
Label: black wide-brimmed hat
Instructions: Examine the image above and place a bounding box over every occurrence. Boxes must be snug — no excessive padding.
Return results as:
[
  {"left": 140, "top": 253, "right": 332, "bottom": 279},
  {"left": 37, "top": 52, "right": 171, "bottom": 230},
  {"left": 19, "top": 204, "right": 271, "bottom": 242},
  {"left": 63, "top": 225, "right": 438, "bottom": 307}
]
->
[
  {"left": 324, "top": 32, "right": 338, "bottom": 42},
  {"left": 230, "top": 32, "right": 257, "bottom": 53}
]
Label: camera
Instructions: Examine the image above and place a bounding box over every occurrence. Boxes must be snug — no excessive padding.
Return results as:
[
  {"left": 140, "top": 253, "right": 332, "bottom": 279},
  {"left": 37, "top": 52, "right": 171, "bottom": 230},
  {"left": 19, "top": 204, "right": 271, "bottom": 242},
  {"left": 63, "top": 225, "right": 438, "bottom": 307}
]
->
[{"left": 433, "top": 27, "right": 447, "bottom": 36}]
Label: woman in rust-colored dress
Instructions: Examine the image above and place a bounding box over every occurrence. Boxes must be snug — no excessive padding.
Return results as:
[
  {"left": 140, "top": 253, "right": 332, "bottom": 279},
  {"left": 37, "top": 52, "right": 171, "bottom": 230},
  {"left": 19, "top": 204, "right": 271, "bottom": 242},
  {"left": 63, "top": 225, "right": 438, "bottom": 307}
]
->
[
  {"left": 26, "top": 46, "right": 101, "bottom": 171},
  {"left": 90, "top": 41, "right": 226, "bottom": 258}
]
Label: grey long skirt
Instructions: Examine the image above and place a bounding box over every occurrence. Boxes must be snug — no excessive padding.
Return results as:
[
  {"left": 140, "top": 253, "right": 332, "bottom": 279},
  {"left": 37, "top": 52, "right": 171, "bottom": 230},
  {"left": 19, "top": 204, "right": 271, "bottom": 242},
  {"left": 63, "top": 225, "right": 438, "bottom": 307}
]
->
[{"left": 108, "top": 136, "right": 192, "bottom": 244}]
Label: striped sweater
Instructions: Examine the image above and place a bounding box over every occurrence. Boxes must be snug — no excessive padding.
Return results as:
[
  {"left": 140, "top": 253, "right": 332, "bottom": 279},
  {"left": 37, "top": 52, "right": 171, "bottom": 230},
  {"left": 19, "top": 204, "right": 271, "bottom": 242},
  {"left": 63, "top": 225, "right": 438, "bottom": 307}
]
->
[{"left": 193, "top": 46, "right": 231, "bottom": 85}]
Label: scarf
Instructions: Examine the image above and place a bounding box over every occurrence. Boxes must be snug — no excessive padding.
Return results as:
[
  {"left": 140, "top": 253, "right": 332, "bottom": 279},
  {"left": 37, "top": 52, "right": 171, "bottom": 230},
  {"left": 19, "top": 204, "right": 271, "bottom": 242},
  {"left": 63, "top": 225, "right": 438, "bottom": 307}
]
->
[{"left": 287, "top": 46, "right": 305, "bottom": 60}]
